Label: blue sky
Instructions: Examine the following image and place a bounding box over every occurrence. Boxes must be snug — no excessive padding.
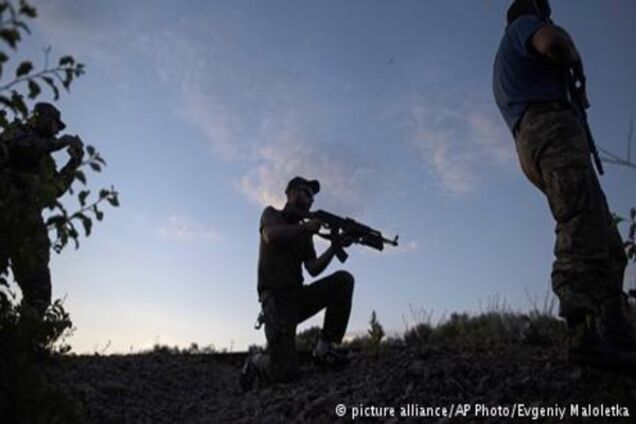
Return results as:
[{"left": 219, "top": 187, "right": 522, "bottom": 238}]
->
[{"left": 12, "top": 0, "right": 636, "bottom": 353}]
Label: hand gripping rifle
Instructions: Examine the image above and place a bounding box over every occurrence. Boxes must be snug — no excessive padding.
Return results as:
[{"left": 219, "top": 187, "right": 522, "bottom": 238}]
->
[
  {"left": 307, "top": 209, "right": 399, "bottom": 263},
  {"left": 566, "top": 64, "right": 604, "bottom": 175}
]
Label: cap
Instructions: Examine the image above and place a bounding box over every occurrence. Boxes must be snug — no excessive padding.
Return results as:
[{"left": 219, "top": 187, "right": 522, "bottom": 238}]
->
[{"left": 285, "top": 176, "right": 320, "bottom": 195}]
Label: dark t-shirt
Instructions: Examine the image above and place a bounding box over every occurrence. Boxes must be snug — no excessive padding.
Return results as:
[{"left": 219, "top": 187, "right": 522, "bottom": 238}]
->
[
  {"left": 493, "top": 15, "right": 569, "bottom": 133},
  {"left": 257, "top": 206, "right": 316, "bottom": 294}
]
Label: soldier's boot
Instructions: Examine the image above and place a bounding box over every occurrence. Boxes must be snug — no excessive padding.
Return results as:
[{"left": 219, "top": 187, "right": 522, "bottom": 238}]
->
[
  {"left": 567, "top": 314, "right": 636, "bottom": 377},
  {"left": 239, "top": 348, "right": 270, "bottom": 392},
  {"left": 598, "top": 296, "right": 636, "bottom": 351},
  {"left": 312, "top": 338, "right": 350, "bottom": 369}
]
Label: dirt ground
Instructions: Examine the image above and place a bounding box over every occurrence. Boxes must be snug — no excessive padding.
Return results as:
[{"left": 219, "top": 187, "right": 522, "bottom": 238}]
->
[{"left": 46, "top": 342, "right": 636, "bottom": 423}]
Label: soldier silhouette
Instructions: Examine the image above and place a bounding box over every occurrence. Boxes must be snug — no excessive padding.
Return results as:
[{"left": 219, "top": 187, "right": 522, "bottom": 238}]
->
[{"left": 0, "top": 102, "right": 83, "bottom": 316}]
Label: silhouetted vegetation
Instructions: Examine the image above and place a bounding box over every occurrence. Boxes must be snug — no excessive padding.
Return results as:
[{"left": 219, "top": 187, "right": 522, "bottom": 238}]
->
[{"left": 0, "top": 1, "right": 117, "bottom": 421}]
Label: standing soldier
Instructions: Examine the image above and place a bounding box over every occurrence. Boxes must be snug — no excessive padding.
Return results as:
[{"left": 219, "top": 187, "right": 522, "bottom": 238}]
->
[
  {"left": 493, "top": 0, "right": 636, "bottom": 372},
  {"left": 240, "top": 176, "right": 355, "bottom": 391},
  {"left": 0, "top": 102, "right": 84, "bottom": 317}
]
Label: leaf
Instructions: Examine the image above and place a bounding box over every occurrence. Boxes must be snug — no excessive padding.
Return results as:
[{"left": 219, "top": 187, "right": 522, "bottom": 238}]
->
[
  {"left": 95, "top": 154, "right": 107, "bottom": 166},
  {"left": 93, "top": 153, "right": 106, "bottom": 166},
  {"left": 94, "top": 206, "right": 104, "bottom": 221},
  {"left": 13, "top": 20, "right": 30, "bottom": 35},
  {"left": 107, "top": 194, "right": 119, "bottom": 207},
  {"left": 15, "top": 60, "right": 32, "bottom": 77},
  {"left": 10, "top": 91, "right": 27, "bottom": 117},
  {"left": 0, "top": 95, "right": 15, "bottom": 113},
  {"left": 86, "top": 145, "right": 96, "bottom": 156},
  {"left": 78, "top": 190, "right": 90, "bottom": 207},
  {"left": 45, "top": 216, "right": 67, "bottom": 229},
  {"left": 41, "top": 76, "right": 60, "bottom": 100},
  {"left": 0, "top": 28, "right": 20, "bottom": 49},
  {"left": 27, "top": 79, "right": 40, "bottom": 99},
  {"left": 0, "top": 51, "right": 8, "bottom": 63},
  {"left": 74, "top": 213, "right": 92, "bottom": 237},
  {"left": 632, "top": 208, "right": 636, "bottom": 221},
  {"left": 58, "top": 55, "right": 74, "bottom": 66},
  {"left": 89, "top": 162, "right": 102, "bottom": 172},
  {"left": 62, "top": 68, "right": 73, "bottom": 89},
  {"left": 19, "top": 3, "right": 37, "bottom": 18},
  {"left": 75, "top": 170, "right": 87, "bottom": 185},
  {"left": 99, "top": 189, "right": 109, "bottom": 199},
  {"left": 75, "top": 63, "right": 85, "bottom": 75},
  {"left": 630, "top": 223, "right": 636, "bottom": 241}
]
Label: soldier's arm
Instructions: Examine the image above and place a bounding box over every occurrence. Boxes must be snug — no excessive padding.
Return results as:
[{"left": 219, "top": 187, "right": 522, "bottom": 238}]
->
[
  {"left": 262, "top": 219, "right": 321, "bottom": 244},
  {"left": 53, "top": 144, "right": 84, "bottom": 197},
  {"left": 531, "top": 24, "right": 582, "bottom": 65},
  {"left": 304, "top": 243, "right": 336, "bottom": 277}
]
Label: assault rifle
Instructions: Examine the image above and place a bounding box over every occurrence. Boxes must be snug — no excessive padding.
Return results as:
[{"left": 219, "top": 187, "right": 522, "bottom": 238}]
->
[
  {"left": 307, "top": 209, "right": 399, "bottom": 263},
  {"left": 567, "top": 66, "right": 604, "bottom": 175}
]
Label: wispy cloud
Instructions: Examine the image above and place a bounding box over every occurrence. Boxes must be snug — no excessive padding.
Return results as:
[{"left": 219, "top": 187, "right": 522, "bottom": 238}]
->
[
  {"left": 409, "top": 98, "right": 513, "bottom": 196},
  {"left": 238, "top": 128, "right": 391, "bottom": 215},
  {"left": 155, "top": 215, "right": 221, "bottom": 243}
]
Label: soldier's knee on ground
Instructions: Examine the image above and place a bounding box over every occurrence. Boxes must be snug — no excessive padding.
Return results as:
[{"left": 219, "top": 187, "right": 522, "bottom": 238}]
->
[
  {"left": 265, "top": 323, "right": 300, "bottom": 382},
  {"left": 270, "top": 358, "right": 300, "bottom": 382},
  {"left": 268, "top": 342, "right": 300, "bottom": 382}
]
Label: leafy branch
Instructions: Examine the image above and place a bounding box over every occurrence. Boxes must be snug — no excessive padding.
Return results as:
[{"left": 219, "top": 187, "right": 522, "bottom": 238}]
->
[
  {"left": 0, "top": 0, "right": 119, "bottom": 254},
  {"left": 0, "top": 58, "right": 85, "bottom": 125},
  {"left": 45, "top": 145, "right": 119, "bottom": 253}
]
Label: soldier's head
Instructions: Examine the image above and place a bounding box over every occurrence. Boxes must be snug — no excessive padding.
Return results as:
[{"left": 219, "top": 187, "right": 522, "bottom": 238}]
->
[
  {"left": 285, "top": 176, "right": 320, "bottom": 213},
  {"left": 507, "top": 0, "right": 551, "bottom": 25},
  {"left": 31, "top": 102, "right": 66, "bottom": 137}
]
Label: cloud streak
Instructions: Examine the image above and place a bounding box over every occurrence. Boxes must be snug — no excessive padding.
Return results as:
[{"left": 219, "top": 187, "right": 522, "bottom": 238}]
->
[
  {"left": 409, "top": 97, "right": 513, "bottom": 196},
  {"left": 155, "top": 215, "right": 221, "bottom": 243},
  {"left": 238, "top": 127, "right": 389, "bottom": 214}
]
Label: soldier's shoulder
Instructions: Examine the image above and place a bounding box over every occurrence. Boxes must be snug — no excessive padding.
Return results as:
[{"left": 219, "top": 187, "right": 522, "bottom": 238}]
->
[
  {"left": 260, "top": 205, "right": 283, "bottom": 223},
  {"left": 1, "top": 121, "right": 32, "bottom": 142}
]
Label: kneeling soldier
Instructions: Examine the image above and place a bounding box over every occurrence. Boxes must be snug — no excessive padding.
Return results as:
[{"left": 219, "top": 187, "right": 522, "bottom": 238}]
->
[{"left": 241, "top": 176, "right": 355, "bottom": 390}]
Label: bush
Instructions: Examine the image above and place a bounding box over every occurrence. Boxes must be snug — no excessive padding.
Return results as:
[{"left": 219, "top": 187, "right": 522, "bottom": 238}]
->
[
  {"left": 296, "top": 325, "right": 321, "bottom": 352},
  {"left": 0, "top": 286, "right": 83, "bottom": 422}
]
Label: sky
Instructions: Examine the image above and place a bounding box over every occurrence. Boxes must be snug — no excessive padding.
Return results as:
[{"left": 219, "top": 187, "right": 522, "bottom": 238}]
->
[{"left": 6, "top": 0, "right": 635, "bottom": 353}]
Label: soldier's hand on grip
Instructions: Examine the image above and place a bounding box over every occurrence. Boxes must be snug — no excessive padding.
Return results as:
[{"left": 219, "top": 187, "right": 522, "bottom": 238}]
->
[{"left": 302, "top": 218, "right": 322, "bottom": 234}]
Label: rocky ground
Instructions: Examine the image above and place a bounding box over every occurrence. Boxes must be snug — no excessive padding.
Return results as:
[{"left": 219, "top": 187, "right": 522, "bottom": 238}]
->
[{"left": 45, "top": 341, "right": 636, "bottom": 423}]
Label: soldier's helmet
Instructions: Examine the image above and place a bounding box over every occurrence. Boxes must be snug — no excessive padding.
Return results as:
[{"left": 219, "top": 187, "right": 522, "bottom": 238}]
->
[{"left": 33, "top": 102, "right": 66, "bottom": 131}]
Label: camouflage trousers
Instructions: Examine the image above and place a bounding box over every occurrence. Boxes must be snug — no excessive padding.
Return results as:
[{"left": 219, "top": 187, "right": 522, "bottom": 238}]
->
[
  {"left": 0, "top": 205, "right": 52, "bottom": 316},
  {"left": 258, "top": 270, "right": 354, "bottom": 382},
  {"left": 515, "top": 103, "right": 627, "bottom": 319}
]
